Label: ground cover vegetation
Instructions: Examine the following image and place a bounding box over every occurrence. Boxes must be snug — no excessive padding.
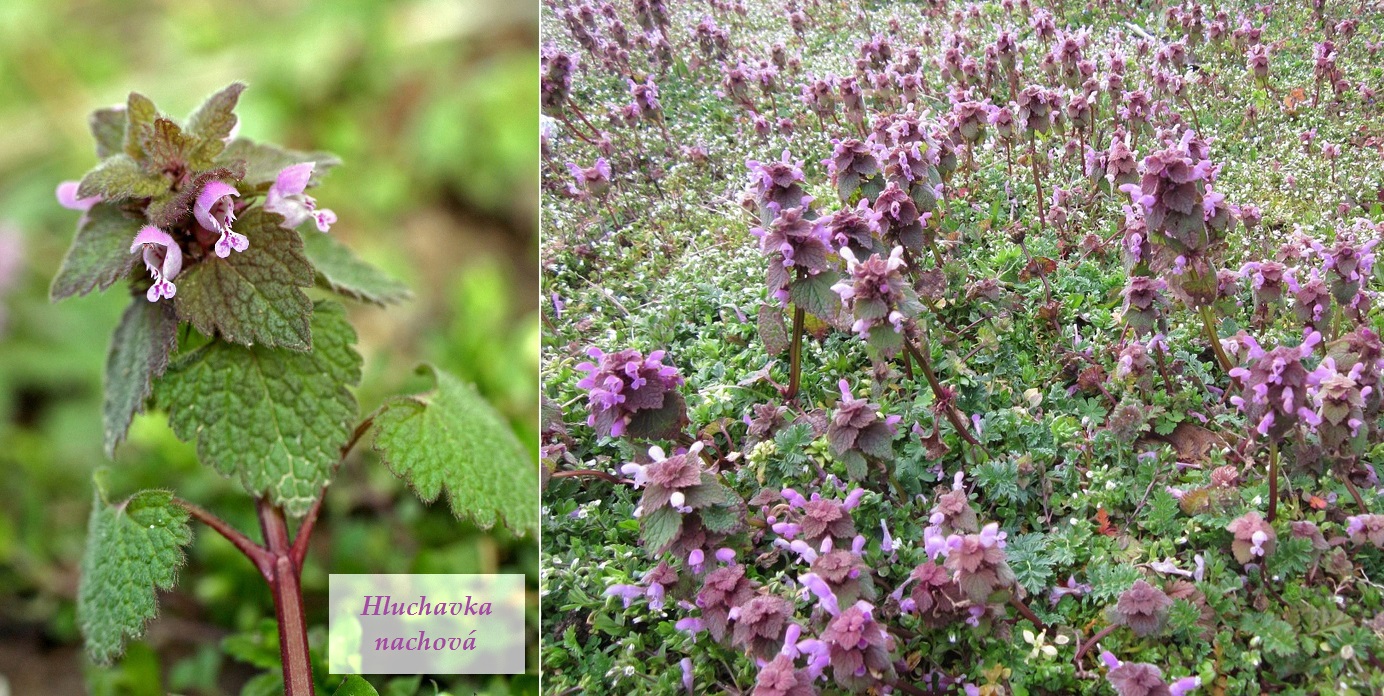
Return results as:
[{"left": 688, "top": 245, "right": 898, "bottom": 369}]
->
[{"left": 539, "top": 0, "right": 1384, "bottom": 693}]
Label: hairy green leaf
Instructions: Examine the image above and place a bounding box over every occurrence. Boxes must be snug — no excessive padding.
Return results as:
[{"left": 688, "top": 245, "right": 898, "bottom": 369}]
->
[
  {"left": 372, "top": 364, "right": 537, "bottom": 534},
  {"left": 185, "top": 82, "right": 245, "bottom": 166},
  {"left": 104, "top": 299, "right": 178, "bottom": 457},
  {"left": 625, "top": 390, "right": 688, "bottom": 440},
  {"left": 156, "top": 302, "right": 361, "bottom": 516},
  {"left": 640, "top": 505, "right": 681, "bottom": 554},
  {"left": 90, "top": 106, "right": 127, "bottom": 159},
  {"left": 301, "top": 230, "right": 411, "bottom": 306},
  {"left": 789, "top": 271, "right": 841, "bottom": 321},
  {"left": 174, "top": 207, "right": 315, "bottom": 350},
  {"left": 220, "top": 138, "right": 341, "bottom": 188},
  {"left": 77, "top": 484, "right": 192, "bottom": 664},
  {"left": 77, "top": 154, "right": 171, "bottom": 201},
  {"left": 50, "top": 203, "right": 141, "bottom": 301},
  {"left": 140, "top": 118, "right": 194, "bottom": 173},
  {"left": 123, "top": 92, "right": 159, "bottom": 161}
]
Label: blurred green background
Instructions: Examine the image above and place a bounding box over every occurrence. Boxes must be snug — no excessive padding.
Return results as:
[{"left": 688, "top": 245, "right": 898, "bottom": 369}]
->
[{"left": 0, "top": 0, "right": 538, "bottom": 693}]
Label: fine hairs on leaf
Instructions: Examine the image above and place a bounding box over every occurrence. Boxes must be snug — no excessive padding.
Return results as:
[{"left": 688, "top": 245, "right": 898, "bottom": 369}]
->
[
  {"left": 172, "top": 207, "right": 317, "bottom": 350},
  {"left": 371, "top": 364, "right": 538, "bottom": 535},
  {"left": 103, "top": 298, "right": 178, "bottom": 456},
  {"left": 77, "top": 479, "right": 192, "bottom": 664},
  {"left": 50, "top": 204, "right": 143, "bottom": 301},
  {"left": 155, "top": 301, "right": 361, "bottom": 516}
]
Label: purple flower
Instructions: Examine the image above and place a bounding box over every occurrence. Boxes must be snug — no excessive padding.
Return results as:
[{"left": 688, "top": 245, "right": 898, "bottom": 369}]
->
[
  {"left": 1049, "top": 575, "right": 1092, "bottom": 606},
  {"left": 826, "top": 380, "right": 899, "bottom": 472},
  {"left": 129, "top": 226, "right": 182, "bottom": 302},
  {"left": 1227, "top": 331, "right": 1322, "bottom": 441},
  {"left": 680, "top": 657, "right": 693, "bottom": 693},
  {"left": 575, "top": 347, "right": 683, "bottom": 437},
  {"left": 55, "top": 181, "right": 101, "bottom": 212},
  {"left": 752, "top": 654, "right": 817, "bottom": 696},
  {"left": 193, "top": 180, "right": 247, "bottom": 257},
  {"left": 730, "top": 593, "right": 794, "bottom": 659},
  {"left": 1344, "top": 514, "right": 1384, "bottom": 548},
  {"left": 265, "top": 163, "right": 336, "bottom": 233},
  {"left": 1226, "top": 512, "right": 1276, "bottom": 565},
  {"left": 819, "top": 601, "right": 895, "bottom": 687}
]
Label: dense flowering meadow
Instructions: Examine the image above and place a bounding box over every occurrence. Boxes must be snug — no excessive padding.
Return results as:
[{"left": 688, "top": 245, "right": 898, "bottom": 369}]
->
[{"left": 540, "top": 0, "right": 1384, "bottom": 693}]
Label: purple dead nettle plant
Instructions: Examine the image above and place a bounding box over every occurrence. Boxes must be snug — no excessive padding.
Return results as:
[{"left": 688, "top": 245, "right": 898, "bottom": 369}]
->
[
  {"left": 746, "top": 150, "right": 837, "bottom": 400},
  {"left": 1099, "top": 651, "right": 1202, "bottom": 696},
  {"left": 824, "top": 379, "right": 900, "bottom": 481},
  {"left": 53, "top": 84, "right": 531, "bottom": 696},
  {"left": 1225, "top": 330, "right": 1330, "bottom": 521},
  {"left": 576, "top": 346, "right": 687, "bottom": 439},
  {"left": 1119, "top": 128, "right": 1241, "bottom": 376}
]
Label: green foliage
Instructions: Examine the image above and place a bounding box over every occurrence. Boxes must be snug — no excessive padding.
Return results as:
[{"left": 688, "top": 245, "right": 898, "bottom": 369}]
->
[
  {"left": 371, "top": 364, "right": 538, "bottom": 534},
  {"left": 219, "top": 138, "right": 341, "bottom": 188},
  {"left": 76, "top": 154, "right": 171, "bottom": 201},
  {"left": 184, "top": 82, "right": 245, "bottom": 165},
  {"left": 788, "top": 272, "right": 840, "bottom": 320},
  {"left": 640, "top": 505, "right": 681, "bottom": 554},
  {"left": 102, "top": 299, "right": 177, "bottom": 456},
  {"left": 172, "top": 208, "right": 317, "bottom": 350},
  {"left": 334, "top": 675, "right": 380, "bottom": 696},
  {"left": 77, "top": 481, "right": 192, "bottom": 664},
  {"left": 155, "top": 302, "right": 361, "bottom": 516},
  {"left": 301, "top": 229, "right": 411, "bottom": 306},
  {"left": 50, "top": 203, "right": 142, "bottom": 301}
]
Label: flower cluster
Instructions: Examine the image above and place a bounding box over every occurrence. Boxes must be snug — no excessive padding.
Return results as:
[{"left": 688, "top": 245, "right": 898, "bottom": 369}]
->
[
  {"left": 753, "top": 207, "right": 834, "bottom": 305},
  {"left": 826, "top": 381, "right": 900, "bottom": 478},
  {"left": 1108, "top": 579, "right": 1172, "bottom": 636},
  {"left": 575, "top": 347, "right": 684, "bottom": 438},
  {"left": 832, "top": 247, "right": 921, "bottom": 348},
  {"left": 1119, "top": 130, "right": 1235, "bottom": 306},
  {"left": 1226, "top": 512, "right": 1276, "bottom": 565},
  {"left": 1227, "top": 331, "right": 1321, "bottom": 441}
]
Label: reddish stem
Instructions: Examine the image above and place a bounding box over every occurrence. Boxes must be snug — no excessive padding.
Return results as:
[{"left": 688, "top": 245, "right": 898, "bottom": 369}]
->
[
  {"left": 177, "top": 499, "right": 273, "bottom": 580},
  {"left": 1074, "top": 623, "right": 1119, "bottom": 668},
  {"left": 258, "top": 500, "right": 315, "bottom": 696}
]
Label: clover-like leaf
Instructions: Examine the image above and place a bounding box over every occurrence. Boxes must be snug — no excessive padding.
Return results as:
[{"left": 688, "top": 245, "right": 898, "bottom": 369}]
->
[
  {"left": 371, "top": 364, "right": 537, "bottom": 534},
  {"left": 185, "top": 82, "right": 245, "bottom": 166},
  {"left": 174, "top": 207, "right": 315, "bottom": 350},
  {"left": 104, "top": 298, "right": 178, "bottom": 457},
  {"left": 51, "top": 203, "right": 141, "bottom": 301},
  {"left": 76, "top": 154, "right": 170, "bottom": 201},
  {"left": 77, "top": 482, "right": 192, "bottom": 664},
  {"left": 89, "top": 106, "right": 127, "bottom": 160},
  {"left": 155, "top": 302, "right": 361, "bottom": 516},
  {"left": 220, "top": 138, "right": 342, "bottom": 188},
  {"left": 301, "top": 229, "right": 412, "bottom": 306}
]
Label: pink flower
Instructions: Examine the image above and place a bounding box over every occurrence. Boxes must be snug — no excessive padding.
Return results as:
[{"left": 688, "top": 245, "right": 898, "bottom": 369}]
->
[
  {"left": 194, "top": 181, "right": 247, "bottom": 258},
  {"left": 265, "top": 162, "right": 336, "bottom": 233},
  {"left": 55, "top": 181, "right": 101, "bottom": 212},
  {"left": 129, "top": 226, "right": 183, "bottom": 302}
]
